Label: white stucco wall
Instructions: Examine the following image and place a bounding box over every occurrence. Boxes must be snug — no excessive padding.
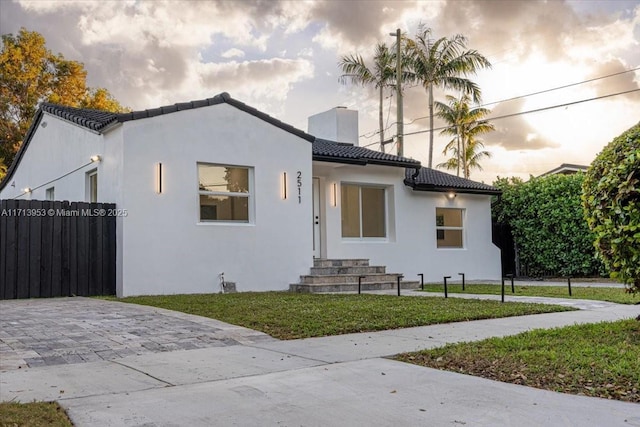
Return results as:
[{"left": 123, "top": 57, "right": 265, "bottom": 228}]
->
[
  {"left": 117, "top": 104, "right": 313, "bottom": 296},
  {"left": 314, "top": 162, "right": 501, "bottom": 282},
  {"left": 0, "top": 112, "right": 111, "bottom": 202}
]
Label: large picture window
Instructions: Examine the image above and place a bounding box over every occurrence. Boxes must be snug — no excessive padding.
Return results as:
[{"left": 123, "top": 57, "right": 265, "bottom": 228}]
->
[
  {"left": 198, "top": 163, "right": 251, "bottom": 222},
  {"left": 341, "top": 184, "right": 386, "bottom": 238},
  {"left": 436, "top": 208, "right": 464, "bottom": 248}
]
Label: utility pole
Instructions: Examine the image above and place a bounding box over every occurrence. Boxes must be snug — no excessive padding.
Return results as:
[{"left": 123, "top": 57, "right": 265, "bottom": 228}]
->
[{"left": 390, "top": 28, "right": 403, "bottom": 157}]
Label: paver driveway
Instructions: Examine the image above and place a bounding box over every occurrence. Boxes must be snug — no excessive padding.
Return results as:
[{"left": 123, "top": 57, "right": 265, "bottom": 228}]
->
[{"left": 0, "top": 297, "right": 274, "bottom": 370}]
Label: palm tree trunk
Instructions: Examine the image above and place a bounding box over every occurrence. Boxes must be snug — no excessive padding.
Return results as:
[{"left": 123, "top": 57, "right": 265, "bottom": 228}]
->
[
  {"left": 456, "top": 132, "right": 460, "bottom": 177},
  {"left": 428, "top": 83, "right": 434, "bottom": 168},
  {"left": 463, "top": 136, "right": 469, "bottom": 179},
  {"left": 379, "top": 85, "right": 385, "bottom": 153}
]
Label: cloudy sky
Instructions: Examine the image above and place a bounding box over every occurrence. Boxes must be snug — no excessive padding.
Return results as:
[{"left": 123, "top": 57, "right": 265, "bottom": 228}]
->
[{"left": 1, "top": 0, "right": 639, "bottom": 183}]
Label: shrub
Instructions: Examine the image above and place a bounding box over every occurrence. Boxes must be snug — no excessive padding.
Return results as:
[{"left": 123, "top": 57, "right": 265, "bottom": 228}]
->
[
  {"left": 582, "top": 122, "right": 640, "bottom": 293},
  {"left": 493, "top": 174, "right": 604, "bottom": 277}
]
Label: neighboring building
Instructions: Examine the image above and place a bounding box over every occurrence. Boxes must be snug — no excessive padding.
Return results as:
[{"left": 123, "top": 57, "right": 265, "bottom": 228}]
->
[
  {"left": 0, "top": 93, "right": 502, "bottom": 296},
  {"left": 539, "top": 163, "right": 588, "bottom": 176}
]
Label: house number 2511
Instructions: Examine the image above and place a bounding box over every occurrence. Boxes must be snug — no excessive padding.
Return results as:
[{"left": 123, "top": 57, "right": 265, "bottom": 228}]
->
[{"left": 297, "top": 171, "right": 302, "bottom": 203}]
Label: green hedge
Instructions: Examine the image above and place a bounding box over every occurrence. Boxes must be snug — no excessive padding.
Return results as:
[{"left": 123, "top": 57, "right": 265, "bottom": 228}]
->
[
  {"left": 582, "top": 122, "right": 640, "bottom": 292},
  {"left": 493, "top": 174, "right": 604, "bottom": 277}
]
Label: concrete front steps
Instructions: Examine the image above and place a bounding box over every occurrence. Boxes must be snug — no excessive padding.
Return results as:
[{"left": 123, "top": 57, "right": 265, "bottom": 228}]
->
[{"left": 290, "top": 259, "right": 420, "bottom": 293}]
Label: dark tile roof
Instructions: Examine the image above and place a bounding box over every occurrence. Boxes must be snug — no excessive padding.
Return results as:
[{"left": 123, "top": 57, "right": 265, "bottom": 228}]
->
[
  {"left": 404, "top": 167, "right": 501, "bottom": 195},
  {"left": 41, "top": 104, "right": 119, "bottom": 132},
  {"left": 39, "top": 92, "right": 315, "bottom": 142},
  {"left": 313, "top": 139, "right": 421, "bottom": 168}
]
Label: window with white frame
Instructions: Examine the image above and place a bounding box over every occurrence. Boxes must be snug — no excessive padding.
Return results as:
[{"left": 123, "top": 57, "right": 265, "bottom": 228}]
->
[
  {"left": 45, "top": 187, "right": 55, "bottom": 201},
  {"left": 198, "top": 163, "right": 251, "bottom": 222},
  {"left": 86, "top": 169, "right": 98, "bottom": 202},
  {"left": 436, "top": 208, "right": 464, "bottom": 248},
  {"left": 341, "top": 184, "right": 386, "bottom": 238}
]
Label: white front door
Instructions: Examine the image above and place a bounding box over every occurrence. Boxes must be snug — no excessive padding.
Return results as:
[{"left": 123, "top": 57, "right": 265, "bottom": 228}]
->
[{"left": 313, "top": 177, "right": 321, "bottom": 258}]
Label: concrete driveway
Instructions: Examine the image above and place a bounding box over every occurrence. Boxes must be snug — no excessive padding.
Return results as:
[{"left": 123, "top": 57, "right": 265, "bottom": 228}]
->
[{"left": 0, "top": 297, "right": 274, "bottom": 371}]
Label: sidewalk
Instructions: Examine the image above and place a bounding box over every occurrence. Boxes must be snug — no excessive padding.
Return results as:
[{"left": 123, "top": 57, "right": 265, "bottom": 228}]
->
[{"left": 1, "top": 296, "right": 638, "bottom": 426}]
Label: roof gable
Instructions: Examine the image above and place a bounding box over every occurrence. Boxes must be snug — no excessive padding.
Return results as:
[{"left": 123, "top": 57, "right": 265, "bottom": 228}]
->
[
  {"left": 40, "top": 92, "right": 314, "bottom": 141},
  {"left": 0, "top": 93, "right": 314, "bottom": 192}
]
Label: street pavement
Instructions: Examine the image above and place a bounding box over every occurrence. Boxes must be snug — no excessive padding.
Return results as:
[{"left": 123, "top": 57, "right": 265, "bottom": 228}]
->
[{"left": 1, "top": 291, "right": 639, "bottom": 426}]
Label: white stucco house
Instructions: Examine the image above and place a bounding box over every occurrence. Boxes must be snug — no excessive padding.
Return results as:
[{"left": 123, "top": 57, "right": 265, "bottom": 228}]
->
[{"left": 0, "top": 93, "right": 502, "bottom": 296}]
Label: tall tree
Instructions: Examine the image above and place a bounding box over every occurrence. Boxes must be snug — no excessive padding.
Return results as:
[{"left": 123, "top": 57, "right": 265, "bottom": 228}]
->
[
  {"left": 435, "top": 94, "right": 494, "bottom": 179},
  {"left": 0, "top": 28, "right": 126, "bottom": 180},
  {"left": 338, "top": 43, "right": 396, "bottom": 153},
  {"left": 406, "top": 27, "right": 491, "bottom": 168}
]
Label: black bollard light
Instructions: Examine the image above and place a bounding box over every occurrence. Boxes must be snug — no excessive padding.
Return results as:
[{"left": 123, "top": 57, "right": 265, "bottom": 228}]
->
[
  {"left": 458, "top": 273, "right": 465, "bottom": 291},
  {"left": 444, "top": 276, "right": 451, "bottom": 298},
  {"left": 418, "top": 273, "right": 424, "bottom": 290}
]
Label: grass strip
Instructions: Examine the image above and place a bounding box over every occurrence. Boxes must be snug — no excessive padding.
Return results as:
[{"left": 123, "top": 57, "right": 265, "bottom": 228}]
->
[
  {"left": 112, "top": 292, "right": 573, "bottom": 340},
  {"left": 0, "top": 401, "right": 72, "bottom": 427},
  {"left": 421, "top": 283, "right": 638, "bottom": 304},
  {"left": 395, "top": 319, "right": 640, "bottom": 403}
]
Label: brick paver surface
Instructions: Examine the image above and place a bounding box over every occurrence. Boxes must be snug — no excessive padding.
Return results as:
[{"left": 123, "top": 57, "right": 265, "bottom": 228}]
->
[{"left": 0, "top": 297, "right": 275, "bottom": 370}]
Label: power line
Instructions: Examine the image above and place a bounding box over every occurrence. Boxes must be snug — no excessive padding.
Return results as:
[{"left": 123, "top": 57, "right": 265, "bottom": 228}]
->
[
  {"left": 402, "top": 87, "right": 640, "bottom": 138},
  {"left": 403, "top": 66, "right": 640, "bottom": 126},
  {"left": 359, "top": 65, "right": 640, "bottom": 137}
]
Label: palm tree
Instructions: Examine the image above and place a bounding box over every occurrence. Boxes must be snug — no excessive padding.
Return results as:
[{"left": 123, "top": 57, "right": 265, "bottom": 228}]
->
[
  {"left": 339, "top": 43, "right": 396, "bottom": 152},
  {"left": 435, "top": 94, "right": 494, "bottom": 179},
  {"left": 406, "top": 27, "right": 491, "bottom": 168}
]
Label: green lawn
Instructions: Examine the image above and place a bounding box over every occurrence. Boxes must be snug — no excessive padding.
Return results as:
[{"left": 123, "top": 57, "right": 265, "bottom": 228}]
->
[
  {"left": 112, "top": 292, "right": 574, "bottom": 340},
  {"left": 0, "top": 402, "right": 72, "bottom": 427},
  {"left": 395, "top": 319, "right": 640, "bottom": 403},
  {"left": 421, "top": 283, "right": 638, "bottom": 304}
]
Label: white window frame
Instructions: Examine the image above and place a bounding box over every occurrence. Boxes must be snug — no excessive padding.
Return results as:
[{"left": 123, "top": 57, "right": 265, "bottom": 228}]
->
[
  {"left": 86, "top": 169, "right": 98, "bottom": 203},
  {"left": 341, "top": 183, "right": 387, "bottom": 240},
  {"left": 436, "top": 207, "right": 465, "bottom": 249},
  {"left": 197, "top": 162, "right": 253, "bottom": 224},
  {"left": 45, "top": 187, "right": 55, "bottom": 201}
]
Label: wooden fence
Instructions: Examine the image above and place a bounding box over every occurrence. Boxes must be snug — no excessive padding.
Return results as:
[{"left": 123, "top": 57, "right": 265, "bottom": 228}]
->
[{"left": 0, "top": 199, "right": 116, "bottom": 299}]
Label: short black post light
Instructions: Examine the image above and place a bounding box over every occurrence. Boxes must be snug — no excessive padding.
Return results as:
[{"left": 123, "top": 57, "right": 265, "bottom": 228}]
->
[
  {"left": 567, "top": 276, "right": 572, "bottom": 297},
  {"left": 507, "top": 273, "right": 515, "bottom": 293},
  {"left": 458, "top": 273, "right": 465, "bottom": 291},
  {"left": 444, "top": 276, "right": 451, "bottom": 298},
  {"left": 358, "top": 276, "right": 365, "bottom": 295},
  {"left": 501, "top": 277, "right": 505, "bottom": 303},
  {"left": 418, "top": 273, "right": 424, "bottom": 290},
  {"left": 397, "top": 275, "right": 404, "bottom": 296}
]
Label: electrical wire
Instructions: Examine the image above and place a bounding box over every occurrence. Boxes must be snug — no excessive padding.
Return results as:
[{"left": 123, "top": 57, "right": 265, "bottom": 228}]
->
[
  {"left": 360, "top": 66, "right": 640, "bottom": 136},
  {"left": 10, "top": 160, "right": 96, "bottom": 200},
  {"left": 402, "top": 87, "right": 640, "bottom": 138}
]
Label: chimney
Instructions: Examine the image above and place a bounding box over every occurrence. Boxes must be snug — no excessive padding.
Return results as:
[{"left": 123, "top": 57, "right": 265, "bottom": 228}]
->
[{"left": 308, "top": 107, "right": 359, "bottom": 145}]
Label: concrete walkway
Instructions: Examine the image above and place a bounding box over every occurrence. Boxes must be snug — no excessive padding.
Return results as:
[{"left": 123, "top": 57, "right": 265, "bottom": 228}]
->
[{"left": 1, "top": 295, "right": 639, "bottom": 426}]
